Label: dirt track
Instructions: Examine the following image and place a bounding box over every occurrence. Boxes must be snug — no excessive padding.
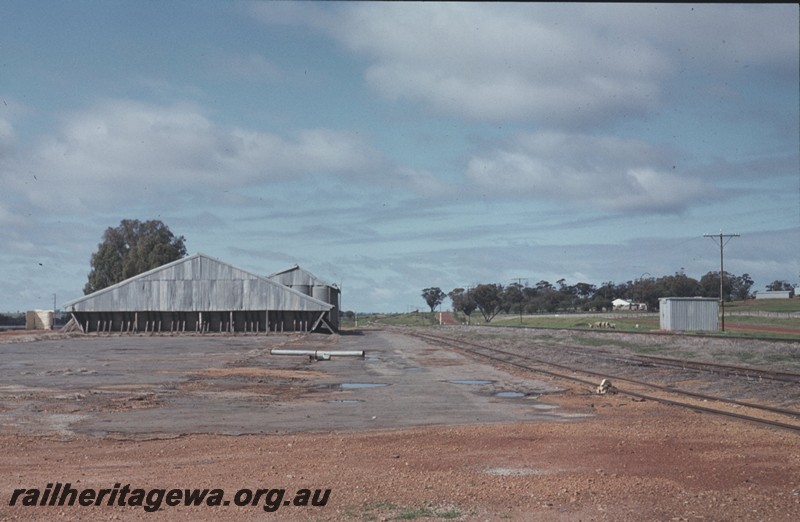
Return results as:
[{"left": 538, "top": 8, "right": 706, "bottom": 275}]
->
[
  {"left": 724, "top": 323, "right": 800, "bottom": 335},
  {"left": 1, "top": 328, "right": 798, "bottom": 520}
]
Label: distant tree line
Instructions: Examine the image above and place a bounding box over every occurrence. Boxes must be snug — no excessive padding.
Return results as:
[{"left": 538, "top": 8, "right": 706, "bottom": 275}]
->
[
  {"left": 0, "top": 312, "right": 25, "bottom": 326},
  {"left": 423, "top": 271, "right": 797, "bottom": 323}
]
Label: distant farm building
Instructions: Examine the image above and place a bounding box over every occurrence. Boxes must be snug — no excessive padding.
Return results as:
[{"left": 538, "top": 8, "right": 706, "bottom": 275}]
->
[
  {"left": 63, "top": 253, "right": 338, "bottom": 334},
  {"left": 612, "top": 298, "right": 647, "bottom": 311},
  {"left": 756, "top": 290, "right": 795, "bottom": 299},
  {"left": 659, "top": 297, "right": 719, "bottom": 332}
]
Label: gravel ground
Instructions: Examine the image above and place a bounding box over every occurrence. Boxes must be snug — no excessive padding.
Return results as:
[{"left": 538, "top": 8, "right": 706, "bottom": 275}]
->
[{"left": 1, "top": 328, "right": 798, "bottom": 521}]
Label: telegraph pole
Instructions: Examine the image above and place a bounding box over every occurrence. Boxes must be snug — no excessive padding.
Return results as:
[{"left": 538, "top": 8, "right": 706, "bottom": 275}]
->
[
  {"left": 512, "top": 278, "right": 528, "bottom": 324},
  {"left": 704, "top": 231, "right": 740, "bottom": 332}
]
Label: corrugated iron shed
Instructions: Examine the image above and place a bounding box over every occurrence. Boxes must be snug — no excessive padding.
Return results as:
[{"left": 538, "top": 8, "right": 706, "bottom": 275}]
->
[
  {"left": 659, "top": 297, "right": 719, "bottom": 332},
  {"left": 63, "top": 253, "right": 336, "bottom": 334}
]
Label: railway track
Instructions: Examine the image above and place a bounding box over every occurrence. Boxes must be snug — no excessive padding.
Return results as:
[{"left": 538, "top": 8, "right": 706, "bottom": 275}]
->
[
  {"left": 405, "top": 330, "right": 800, "bottom": 434},
  {"left": 631, "top": 353, "right": 800, "bottom": 383},
  {"left": 558, "top": 347, "right": 800, "bottom": 384}
]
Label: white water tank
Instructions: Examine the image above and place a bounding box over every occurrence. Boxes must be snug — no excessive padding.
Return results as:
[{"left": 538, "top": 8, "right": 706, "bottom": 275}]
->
[{"left": 26, "top": 310, "right": 54, "bottom": 330}]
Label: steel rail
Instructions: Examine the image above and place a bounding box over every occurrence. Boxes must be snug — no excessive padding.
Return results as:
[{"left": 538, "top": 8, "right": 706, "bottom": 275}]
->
[
  {"left": 406, "top": 330, "right": 800, "bottom": 434},
  {"left": 634, "top": 353, "right": 800, "bottom": 382},
  {"left": 556, "top": 348, "right": 800, "bottom": 384},
  {"left": 419, "top": 333, "right": 800, "bottom": 416},
  {"left": 459, "top": 325, "right": 800, "bottom": 383}
]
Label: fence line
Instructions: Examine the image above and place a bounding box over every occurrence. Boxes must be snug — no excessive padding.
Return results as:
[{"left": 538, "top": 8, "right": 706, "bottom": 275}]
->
[{"left": 727, "top": 311, "right": 800, "bottom": 319}]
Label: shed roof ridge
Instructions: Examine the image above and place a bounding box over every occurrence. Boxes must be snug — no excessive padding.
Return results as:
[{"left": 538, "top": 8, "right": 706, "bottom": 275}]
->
[
  {"left": 268, "top": 264, "right": 301, "bottom": 277},
  {"left": 63, "top": 254, "right": 201, "bottom": 307},
  {"left": 267, "top": 265, "right": 335, "bottom": 288},
  {"left": 64, "top": 253, "right": 332, "bottom": 310}
]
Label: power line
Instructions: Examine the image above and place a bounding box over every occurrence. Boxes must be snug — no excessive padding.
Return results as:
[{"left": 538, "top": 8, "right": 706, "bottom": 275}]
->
[{"left": 703, "top": 231, "right": 740, "bottom": 332}]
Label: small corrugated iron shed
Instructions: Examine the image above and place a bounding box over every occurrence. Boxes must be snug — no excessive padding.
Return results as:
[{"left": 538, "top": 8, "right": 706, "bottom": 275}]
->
[
  {"left": 659, "top": 297, "right": 719, "bottom": 332},
  {"left": 63, "top": 253, "right": 336, "bottom": 334}
]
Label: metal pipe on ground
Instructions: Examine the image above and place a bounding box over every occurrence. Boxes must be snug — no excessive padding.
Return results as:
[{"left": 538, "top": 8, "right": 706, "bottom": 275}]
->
[{"left": 270, "top": 349, "right": 365, "bottom": 361}]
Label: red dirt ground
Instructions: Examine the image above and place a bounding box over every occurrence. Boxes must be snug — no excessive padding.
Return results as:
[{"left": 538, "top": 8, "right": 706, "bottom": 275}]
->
[{"left": 1, "top": 391, "right": 798, "bottom": 521}]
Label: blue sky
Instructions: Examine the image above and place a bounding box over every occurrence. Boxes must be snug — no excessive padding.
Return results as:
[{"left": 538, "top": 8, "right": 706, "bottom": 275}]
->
[{"left": 1, "top": 2, "right": 798, "bottom": 313}]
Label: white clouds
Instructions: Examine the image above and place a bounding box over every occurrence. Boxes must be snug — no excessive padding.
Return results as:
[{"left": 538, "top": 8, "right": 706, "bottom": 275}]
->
[
  {"left": 0, "top": 97, "right": 23, "bottom": 154},
  {"left": 0, "top": 93, "right": 760, "bottom": 224},
  {"left": 2, "top": 99, "right": 383, "bottom": 214},
  {"left": 391, "top": 167, "right": 451, "bottom": 198},
  {"left": 466, "top": 131, "right": 708, "bottom": 213},
  {"left": 0, "top": 202, "right": 26, "bottom": 229},
  {"left": 327, "top": 3, "right": 667, "bottom": 126},
  {"left": 0, "top": 116, "right": 15, "bottom": 151},
  {"left": 289, "top": 128, "right": 382, "bottom": 175},
  {"left": 265, "top": 3, "right": 797, "bottom": 130},
  {"left": 241, "top": 2, "right": 796, "bottom": 217},
  {"left": 588, "top": 5, "right": 799, "bottom": 76}
]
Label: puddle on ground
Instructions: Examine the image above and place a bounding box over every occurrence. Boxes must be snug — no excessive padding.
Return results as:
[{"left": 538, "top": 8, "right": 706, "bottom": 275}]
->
[
  {"left": 495, "top": 391, "right": 526, "bottom": 398},
  {"left": 339, "top": 383, "right": 388, "bottom": 389},
  {"left": 402, "top": 367, "right": 421, "bottom": 372},
  {"left": 532, "top": 404, "right": 558, "bottom": 410},
  {"left": 447, "top": 380, "right": 494, "bottom": 385},
  {"left": 327, "top": 399, "right": 364, "bottom": 404}
]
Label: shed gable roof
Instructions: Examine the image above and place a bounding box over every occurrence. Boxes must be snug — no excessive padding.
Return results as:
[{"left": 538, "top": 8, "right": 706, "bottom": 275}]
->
[
  {"left": 268, "top": 265, "right": 337, "bottom": 288},
  {"left": 64, "top": 253, "right": 333, "bottom": 313}
]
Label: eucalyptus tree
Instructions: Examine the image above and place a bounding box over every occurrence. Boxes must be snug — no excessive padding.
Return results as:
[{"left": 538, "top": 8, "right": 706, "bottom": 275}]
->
[
  {"left": 421, "top": 287, "right": 447, "bottom": 313},
  {"left": 471, "top": 283, "right": 504, "bottom": 322},
  {"left": 84, "top": 219, "right": 187, "bottom": 294}
]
